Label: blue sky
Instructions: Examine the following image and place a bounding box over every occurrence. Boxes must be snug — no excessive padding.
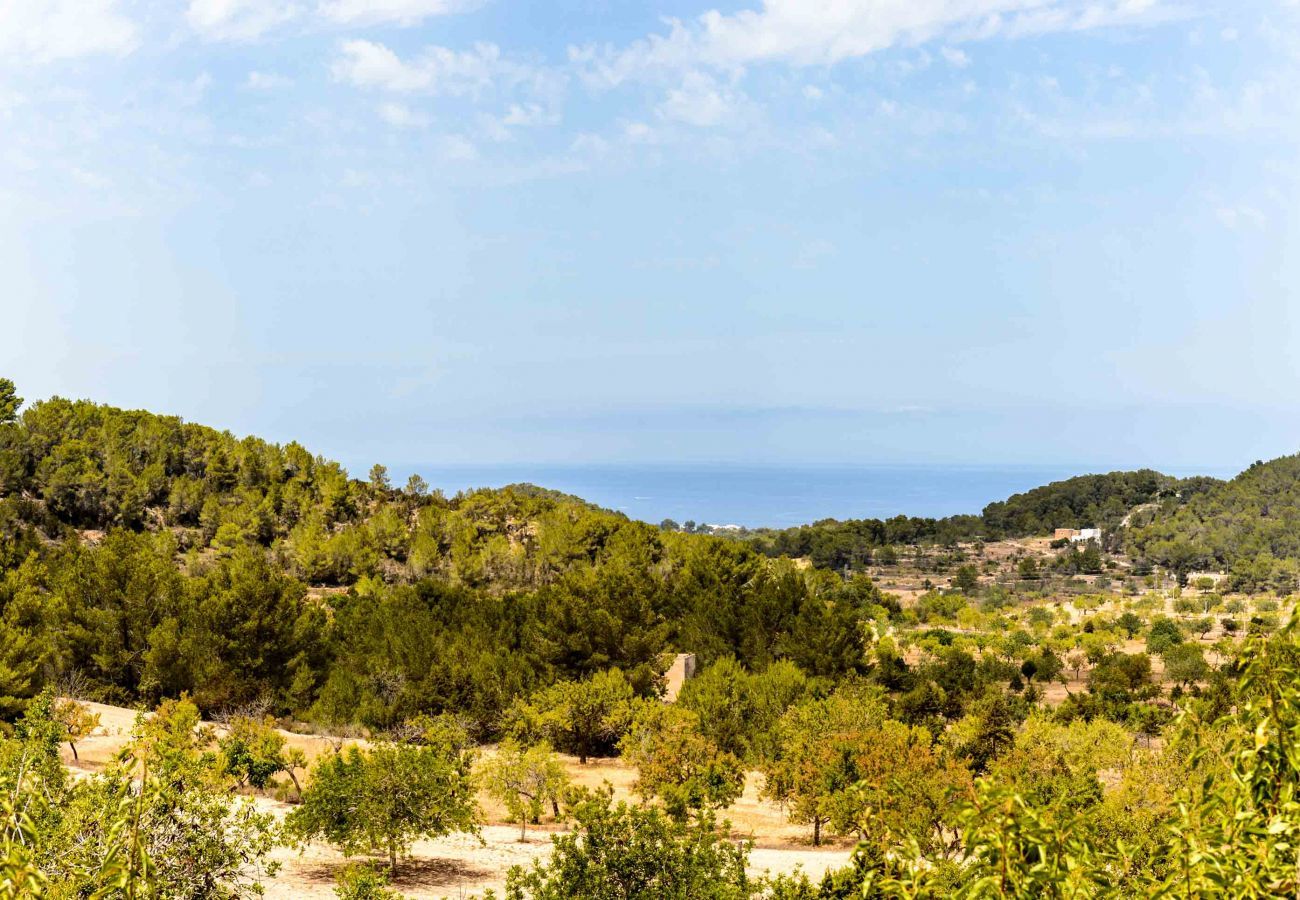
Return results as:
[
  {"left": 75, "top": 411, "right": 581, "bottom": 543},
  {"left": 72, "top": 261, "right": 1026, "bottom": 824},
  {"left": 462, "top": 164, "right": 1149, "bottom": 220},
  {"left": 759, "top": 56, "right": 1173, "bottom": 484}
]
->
[{"left": 2, "top": 0, "right": 1298, "bottom": 476}]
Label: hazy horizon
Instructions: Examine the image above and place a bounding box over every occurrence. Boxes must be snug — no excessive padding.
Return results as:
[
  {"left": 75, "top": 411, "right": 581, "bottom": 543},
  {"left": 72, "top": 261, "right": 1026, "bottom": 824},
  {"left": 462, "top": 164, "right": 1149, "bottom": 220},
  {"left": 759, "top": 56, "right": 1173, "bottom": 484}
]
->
[{"left": 5, "top": 1, "right": 1298, "bottom": 469}]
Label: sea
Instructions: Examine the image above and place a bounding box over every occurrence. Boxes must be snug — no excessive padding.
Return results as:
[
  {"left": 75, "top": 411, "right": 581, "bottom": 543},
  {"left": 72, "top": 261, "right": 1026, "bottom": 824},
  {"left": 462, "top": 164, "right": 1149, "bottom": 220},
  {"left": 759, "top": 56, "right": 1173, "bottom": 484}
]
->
[{"left": 403, "top": 463, "right": 1233, "bottom": 531}]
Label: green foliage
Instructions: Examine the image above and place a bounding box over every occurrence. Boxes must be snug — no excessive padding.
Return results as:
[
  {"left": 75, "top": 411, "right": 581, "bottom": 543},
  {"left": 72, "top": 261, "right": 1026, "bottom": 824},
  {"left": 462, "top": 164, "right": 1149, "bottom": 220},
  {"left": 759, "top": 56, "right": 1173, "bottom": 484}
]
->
[
  {"left": 0, "top": 380, "right": 20, "bottom": 426},
  {"left": 953, "top": 565, "right": 980, "bottom": 594},
  {"left": 0, "top": 391, "right": 880, "bottom": 733},
  {"left": 334, "top": 862, "right": 405, "bottom": 900},
  {"left": 217, "top": 714, "right": 289, "bottom": 789},
  {"left": 789, "top": 614, "right": 1300, "bottom": 898},
  {"left": 621, "top": 703, "right": 745, "bottom": 821},
  {"left": 745, "top": 469, "right": 1211, "bottom": 571},
  {"left": 503, "top": 788, "right": 752, "bottom": 900},
  {"left": 1115, "top": 611, "right": 1144, "bottom": 638},
  {"left": 0, "top": 693, "right": 279, "bottom": 897},
  {"left": 1150, "top": 617, "right": 1300, "bottom": 895},
  {"left": 480, "top": 740, "right": 569, "bottom": 840},
  {"left": 1129, "top": 454, "right": 1300, "bottom": 584},
  {"left": 761, "top": 683, "right": 969, "bottom": 851},
  {"left": 288, "top": 733, "right": 478, "bottom": 873},
  {"left": 51, "top": 696, "right": 100, "bottom": 762},
  {"left": 1145, "top": 618, "right": 1184, "bottom": 656},
  {"left": 1161, "top": 643, "right": 1209, "bottom": 688},
  {"left": 676, "top": 657, "right": 813, "bottom": 762},
  {"left": 508, "top": 669, "right": 639, "bottom": 764}
]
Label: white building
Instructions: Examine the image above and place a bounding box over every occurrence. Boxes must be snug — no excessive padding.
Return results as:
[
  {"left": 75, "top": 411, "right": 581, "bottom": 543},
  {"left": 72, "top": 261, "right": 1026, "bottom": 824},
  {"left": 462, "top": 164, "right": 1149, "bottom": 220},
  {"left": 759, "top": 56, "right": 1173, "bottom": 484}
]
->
[{"left": 1070, "top": 528, "right": 1102, "bottom": 543}]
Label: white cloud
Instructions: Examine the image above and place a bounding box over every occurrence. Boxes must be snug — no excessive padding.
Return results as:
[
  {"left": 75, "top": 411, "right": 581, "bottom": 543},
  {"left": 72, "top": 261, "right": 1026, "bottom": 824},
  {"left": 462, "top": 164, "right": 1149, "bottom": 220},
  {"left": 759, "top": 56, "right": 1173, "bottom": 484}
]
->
[
  {"left": 341, "top": 168, "right": 379, "bottom": 187},
  {"left": 793, "top": 238, "right": 835, "bottom": 269},
  {"left": 802, "top": 84, "right": 824, "bottom": 100},
  {"left": 477, "top": 102, "right": 559, "bottom": 141},
  {"left": 377, "top": 101, "right": 428, "bottom": 127},
  {"left": 245, "top": 71, "right": 293, "bottom": 90},
  {"left": 70, "top": 166, "right": 111, "bottom": 189},
  {"left": 439, "top": 134, "right": 478, "bottom": 161},
  {"left": 502, "top": 103, "right": 557, "bottom": 127},
  {"left": 624, "top": 121, "right": 654, "bottom": 141},
  {"left": 941, "top": 46, "right": 971, "bottom": 67},
  {"left": 1215, "top": 205, "right": 1266, "bottom": 229},
  {"left": 0, "top": 0, "right": 138, "bottom": 63},
  {"left": 333, "top": 40, "right": 432, "bottom": 91},
  {"left": 576, "top": 0, "right": 1180, "bottom": 85},
  {"left": 187, "top": 0, "right": 299, "bottom": 41},
  {"left": 332, "top": 39, "right": 533, "bottom": 96},
  {"left": 656, "top": 72, "right": 750, "bottom": 127},
  {"left": 570, "top": 133, "right": 610, "bottom": 157},
  {"left": 176, "top": 72, "right": 214, "bottom": 107},
  {"left": 318, "top": 0, "right": 480, "bottom": 27}
]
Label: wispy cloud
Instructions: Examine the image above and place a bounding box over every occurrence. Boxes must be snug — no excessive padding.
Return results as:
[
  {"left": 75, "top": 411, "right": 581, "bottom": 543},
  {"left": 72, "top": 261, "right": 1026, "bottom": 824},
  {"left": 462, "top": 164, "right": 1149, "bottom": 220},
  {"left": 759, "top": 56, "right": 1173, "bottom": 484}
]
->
[
  {"left": 245, "top": 70, "right": 294, "bottom": 90},
  {"left": 0, "top": 0, "right": 138, "bottom": 63},
  {"left": 187, "top": 0, "right": 300, "bottom": 41},
  {"left": 572, "top": 0, "right": 1180, "bottom": 85},
  {"left": 332, "top": 39, "right": 546, "bottom": 98},
  {"left": 317, "top": 0, "right": 481, "bottom": 27},
  {"left": 377, "top": 100, "right": 428, "bottom": 128},
  {"left": 656, "top": 72, "right": 754, "bottom": 128}
]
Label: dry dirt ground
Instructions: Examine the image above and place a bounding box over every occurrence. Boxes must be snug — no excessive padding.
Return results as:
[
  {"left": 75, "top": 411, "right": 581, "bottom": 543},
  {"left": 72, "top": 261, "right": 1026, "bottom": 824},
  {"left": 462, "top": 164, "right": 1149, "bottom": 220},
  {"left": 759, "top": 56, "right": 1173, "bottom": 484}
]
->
[{"left": 63, "top": 702, "right": 853, "bottom": 899}]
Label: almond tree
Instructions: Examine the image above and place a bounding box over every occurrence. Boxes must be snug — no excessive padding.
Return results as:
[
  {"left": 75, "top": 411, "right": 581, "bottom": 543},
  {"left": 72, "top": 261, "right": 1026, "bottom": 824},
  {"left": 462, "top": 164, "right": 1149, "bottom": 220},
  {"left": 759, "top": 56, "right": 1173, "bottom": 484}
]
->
[
  {"left": 481, "top": 740, "right": 569, "bottom": 840},
  {"left": 287, "top": 730, "right": 478, "bottom": 873}
]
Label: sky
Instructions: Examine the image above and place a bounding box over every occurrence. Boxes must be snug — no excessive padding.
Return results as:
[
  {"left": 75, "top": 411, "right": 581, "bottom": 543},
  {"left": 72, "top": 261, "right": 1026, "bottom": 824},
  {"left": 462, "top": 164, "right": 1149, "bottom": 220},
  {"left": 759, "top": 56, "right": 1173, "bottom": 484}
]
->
[{"left": 2, "top": 0, "right": 1299, "bottom": 477}]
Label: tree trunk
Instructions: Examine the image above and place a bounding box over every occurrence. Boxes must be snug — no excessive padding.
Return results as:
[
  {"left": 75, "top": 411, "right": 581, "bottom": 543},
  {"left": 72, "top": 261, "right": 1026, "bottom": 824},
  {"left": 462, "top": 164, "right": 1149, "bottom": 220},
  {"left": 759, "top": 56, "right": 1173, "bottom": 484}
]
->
[
  {"left": 813, "top": 816, "right": 822, "bottom": 847},
  {"left": 69, "top": 741, "right": 78, "bottom": 761},
  {"left": 389, "top": 841, "right": 398, "bottom": 875},
  {"left": 551, "top": 797, "right": 561, "bottom": 819},
  {"left": 520, "top": 819, "right": 527, "bottom": 842}
]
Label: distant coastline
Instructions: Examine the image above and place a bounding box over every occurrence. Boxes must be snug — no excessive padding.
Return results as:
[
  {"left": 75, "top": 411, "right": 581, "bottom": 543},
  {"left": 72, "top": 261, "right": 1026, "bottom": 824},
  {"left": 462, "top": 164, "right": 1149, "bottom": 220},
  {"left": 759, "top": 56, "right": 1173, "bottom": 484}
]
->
[{"left": 392, "top": 463, "right": 1237, "bottom": 530}]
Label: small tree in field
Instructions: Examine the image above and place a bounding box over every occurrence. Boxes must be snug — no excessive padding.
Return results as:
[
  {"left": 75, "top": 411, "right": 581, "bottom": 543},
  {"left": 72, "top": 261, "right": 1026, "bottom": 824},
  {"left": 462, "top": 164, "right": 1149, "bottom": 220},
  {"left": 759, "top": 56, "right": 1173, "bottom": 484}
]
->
[
  {"left": 762, "top": 686, "right": 888, "bottom": 846},
  {"left": 620, "top": 703, "right": 744, "bottom": 822},
  {"left": 218, "top": 714, "right": 288, "bottom": 789},
  {"left": 953, "top": 565, "right": 980, "bottom": 594},
  {"left": 510, "top": 669, "right": 638, "bottom": 764},
  {"left": 52, "top": 697, "right": 99, "bottom": 762},
  {"left": 481, "top": 740, "right": 569, "bottom": 841},
  {"left": 504, "top": 787, "right": 751, "bottom": 900},
  {"left": 288, "top": 736, "right": 477, "bottom": 873}
]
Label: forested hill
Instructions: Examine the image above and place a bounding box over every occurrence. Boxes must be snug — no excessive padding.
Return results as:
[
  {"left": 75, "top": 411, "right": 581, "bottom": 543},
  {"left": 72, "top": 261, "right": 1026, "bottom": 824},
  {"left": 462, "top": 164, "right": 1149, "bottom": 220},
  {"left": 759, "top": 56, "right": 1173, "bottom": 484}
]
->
[
  {"left": 1126, "top": 454, "right": 1300, "bottom": 590},
  {"left": 744, "top": 469, "right": 1221, "bottom": 570},
  {"left": 980, "top": 469, "right": 1220, "bottom": 536},
  {"left": 0, "top": 383, "right": 879, "bottom": 732}
]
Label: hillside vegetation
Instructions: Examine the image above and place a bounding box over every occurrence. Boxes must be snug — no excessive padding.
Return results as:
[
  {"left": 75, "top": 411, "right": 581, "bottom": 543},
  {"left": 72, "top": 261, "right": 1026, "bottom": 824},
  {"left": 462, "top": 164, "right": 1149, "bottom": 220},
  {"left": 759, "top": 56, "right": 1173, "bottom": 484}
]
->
[
  {"left": 0, "top": 387, "right": 872, "bottom": 731},
  {"left": 744, "top": 469, "right": 1219, "bottom": 570},
  {"left": 1128, "top": 454, "right": 1300, "bottom": 591}
]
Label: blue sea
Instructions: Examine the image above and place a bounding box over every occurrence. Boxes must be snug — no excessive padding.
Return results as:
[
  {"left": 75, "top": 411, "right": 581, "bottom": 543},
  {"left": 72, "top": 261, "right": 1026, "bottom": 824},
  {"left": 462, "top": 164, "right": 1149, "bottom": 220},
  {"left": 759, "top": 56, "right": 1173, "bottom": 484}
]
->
[{"left": 403, "top": 463, "right": 1231, "bottom": 530}]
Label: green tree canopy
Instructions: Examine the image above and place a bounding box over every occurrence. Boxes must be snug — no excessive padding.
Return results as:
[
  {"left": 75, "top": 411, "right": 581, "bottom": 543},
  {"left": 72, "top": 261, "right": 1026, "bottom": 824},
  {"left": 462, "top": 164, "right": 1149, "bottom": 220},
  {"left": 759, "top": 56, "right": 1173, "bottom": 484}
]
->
[{"left": 287, "top": 734, "right": 478, "bottom": 873}]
